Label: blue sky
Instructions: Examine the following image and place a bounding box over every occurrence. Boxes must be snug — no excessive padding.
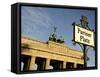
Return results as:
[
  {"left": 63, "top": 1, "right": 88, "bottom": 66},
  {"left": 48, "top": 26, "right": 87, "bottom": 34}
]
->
[{"left": 21, "top": 6, "right": 95, "bottom": 67}]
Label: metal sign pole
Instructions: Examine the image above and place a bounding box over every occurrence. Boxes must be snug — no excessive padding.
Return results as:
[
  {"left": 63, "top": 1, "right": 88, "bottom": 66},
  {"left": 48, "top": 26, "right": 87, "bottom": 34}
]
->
[
  {"left": 81, "top": 16, "right": 88, "bottom": 68},
  {"left": 83, "top": 44, "right": 87, "bottom": 67}
]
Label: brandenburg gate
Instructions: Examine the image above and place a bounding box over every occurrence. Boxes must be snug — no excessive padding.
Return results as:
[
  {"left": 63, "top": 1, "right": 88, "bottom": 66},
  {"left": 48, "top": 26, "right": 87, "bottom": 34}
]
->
[{"left": 21, "top": 36, "right": 84, "bottom": 71}]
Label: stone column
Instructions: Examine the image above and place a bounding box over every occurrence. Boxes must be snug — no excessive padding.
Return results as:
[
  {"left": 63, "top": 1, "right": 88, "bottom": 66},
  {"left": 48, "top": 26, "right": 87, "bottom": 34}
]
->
[
  {"left": 29, "top": 56, "right": 36, "bottom": 70},
  {"left": 74, "top": 63, "right": 77, "bottom": 68},
  {"left": 45, "top": 58, "right": 50, "bottom": 69},
  {"left": 63, "top": 61, "right": 66, "bottom": 69}
]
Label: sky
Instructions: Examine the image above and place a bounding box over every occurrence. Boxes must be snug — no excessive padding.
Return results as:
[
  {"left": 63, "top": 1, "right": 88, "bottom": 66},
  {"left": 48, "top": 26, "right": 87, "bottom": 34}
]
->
[{"left": 21, "top": 6, "right": 96, "bottom": 67}]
